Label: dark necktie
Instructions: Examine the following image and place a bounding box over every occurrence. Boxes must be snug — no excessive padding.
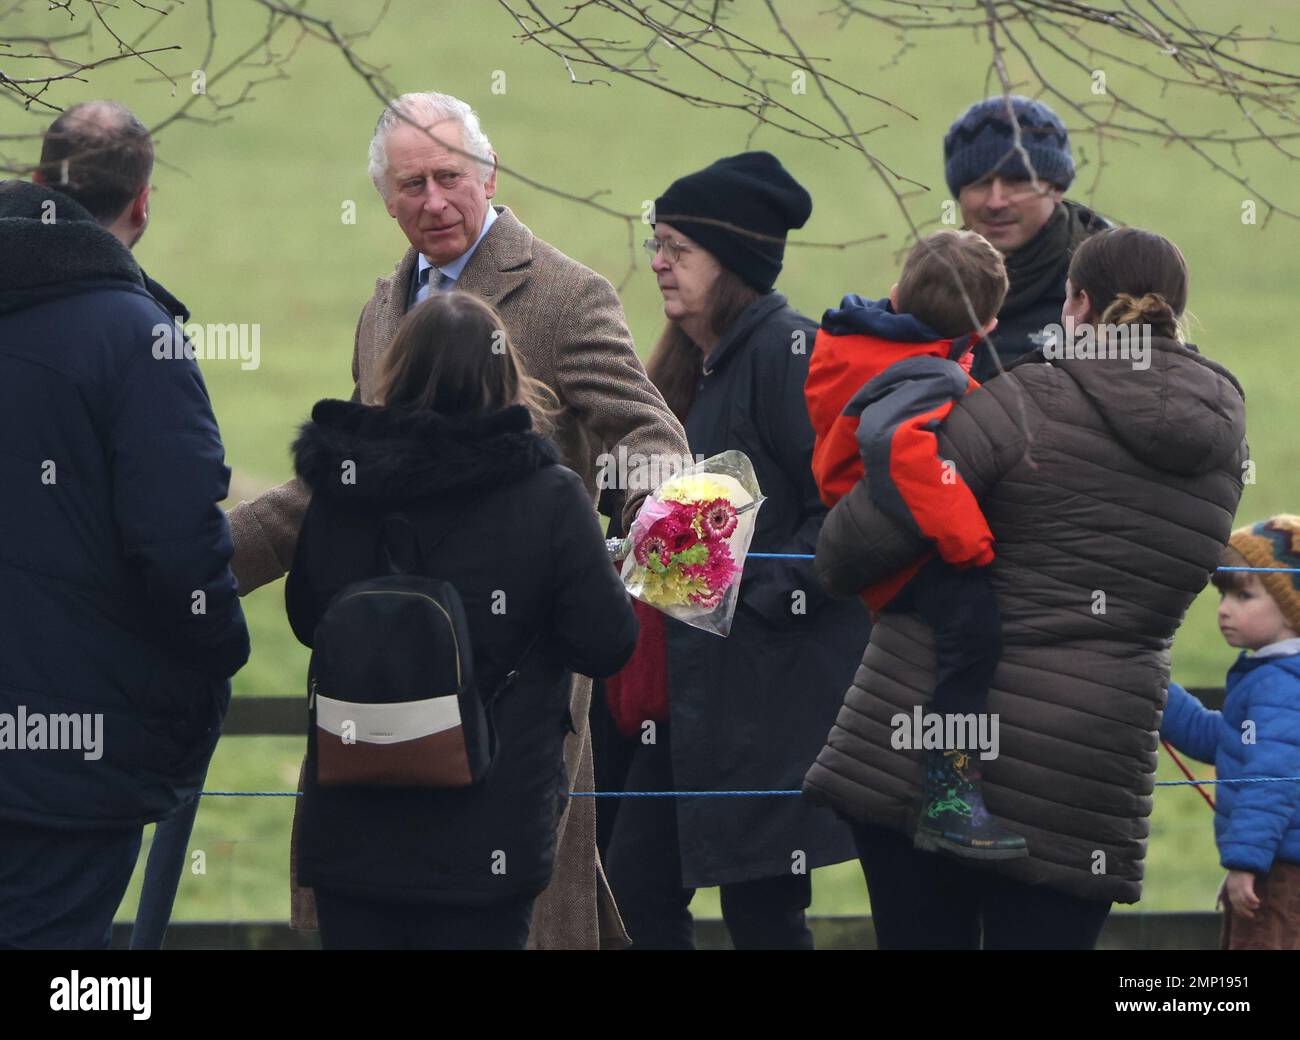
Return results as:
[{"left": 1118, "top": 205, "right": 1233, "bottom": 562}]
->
[{"left": 419, "top": 265, "right": 449, "bottom": 294}]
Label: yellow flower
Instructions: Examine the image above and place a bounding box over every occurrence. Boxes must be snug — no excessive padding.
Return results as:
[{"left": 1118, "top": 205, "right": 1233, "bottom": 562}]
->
[
  {"left": 639, "top": 565, "right": 710, "bottom": 607},
  {"left": 659, "top": 474, "right": 734, "bottom": 505}
]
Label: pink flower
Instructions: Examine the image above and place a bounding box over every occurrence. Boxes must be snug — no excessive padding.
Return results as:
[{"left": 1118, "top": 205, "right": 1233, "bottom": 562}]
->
[
  {"left": 682, "top": 540, "right": 738, "bottom": 600},
  {"left": 698, "top": 498, "right": 738, "bottom": 539},
  {"left": 634, "top": 515, "right": 697, "bottom": 567},
  {"left": 689, "top": 585, "right": 725, "bottom": 609},
  {"left": 635, "top": 532, "right": 671, "bottom": 567},
  {"left": 629, "top": 497, "right": 675, "bottom": 540},
  {"left": 654, "top": 517, "right": 696, "bottom": 552},
  {"left": 657, "top": 505, "right": 697, "bottom": 540}
]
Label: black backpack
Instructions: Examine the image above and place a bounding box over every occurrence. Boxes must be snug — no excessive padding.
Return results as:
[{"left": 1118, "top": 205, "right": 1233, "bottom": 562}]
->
[{"left": 307, "top": 511, "right": 540, "bottom": 788}]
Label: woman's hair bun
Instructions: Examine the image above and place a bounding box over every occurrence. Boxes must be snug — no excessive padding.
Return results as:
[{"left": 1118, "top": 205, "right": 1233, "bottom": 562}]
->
[{"left": 1100, "top": 291, "right": 1180, "bottom": 339}]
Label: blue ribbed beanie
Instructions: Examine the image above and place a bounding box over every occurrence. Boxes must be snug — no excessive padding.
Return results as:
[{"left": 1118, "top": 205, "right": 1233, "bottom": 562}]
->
[{"left": 943, "top": 96, "right": 1074, "bottom": 197}]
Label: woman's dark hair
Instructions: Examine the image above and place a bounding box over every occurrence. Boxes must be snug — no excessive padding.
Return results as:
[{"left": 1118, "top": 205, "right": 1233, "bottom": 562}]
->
[
  {"left": 645, "top": 265, "right": 761, "bottom": 421},
  {"left": 378, "top": 291, "right": 561, "bottom": 434},
  {"left": 1066, "top": 226, "right": 1188, "bottom": 341}
]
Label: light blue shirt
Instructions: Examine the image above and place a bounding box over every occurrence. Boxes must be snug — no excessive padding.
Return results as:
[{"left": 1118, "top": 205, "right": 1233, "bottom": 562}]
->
[
  {"left": 415, "top": 204, "right": 498, "bottom": 304},
  {"left": 1255, "top": 636, "right": 1300, "bottom": 658}
]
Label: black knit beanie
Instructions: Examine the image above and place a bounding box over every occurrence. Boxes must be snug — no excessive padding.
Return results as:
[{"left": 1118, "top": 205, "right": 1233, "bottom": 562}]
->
[
  {"left": 653, "top": 151, "right": 812, "bottom": 292},
  {"left": 943, "top": 95, "right": 1075, "bottom": 197}
]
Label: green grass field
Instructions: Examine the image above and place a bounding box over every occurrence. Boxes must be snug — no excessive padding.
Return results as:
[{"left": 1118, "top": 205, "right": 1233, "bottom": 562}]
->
[{"left": 6, "top": 0, "right": 1297, "bottom": 925}]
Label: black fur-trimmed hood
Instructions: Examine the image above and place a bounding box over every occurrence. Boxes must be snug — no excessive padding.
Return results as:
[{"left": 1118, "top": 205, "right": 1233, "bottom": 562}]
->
[
  {"left": 0, "top": 180, "right": 143, "bottom": 314},
  {"left": 292, "top": 398, "right": 561, "bottom": 505}
]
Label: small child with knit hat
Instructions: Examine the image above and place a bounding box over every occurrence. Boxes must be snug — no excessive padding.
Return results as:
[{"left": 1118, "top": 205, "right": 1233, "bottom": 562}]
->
[{"left": 1161, "top": 515, "right": 1300, "bottom": 949}]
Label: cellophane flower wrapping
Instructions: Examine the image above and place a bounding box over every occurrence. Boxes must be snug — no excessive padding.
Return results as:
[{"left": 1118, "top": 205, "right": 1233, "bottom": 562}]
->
[{"left": 619, "top": 450, "right": 765, "bottom": 637}]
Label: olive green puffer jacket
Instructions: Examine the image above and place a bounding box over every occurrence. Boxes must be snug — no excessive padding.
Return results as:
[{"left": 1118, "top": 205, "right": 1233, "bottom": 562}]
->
[{"left": 803, "top": 338, "right": 1247, "bottom": 904}]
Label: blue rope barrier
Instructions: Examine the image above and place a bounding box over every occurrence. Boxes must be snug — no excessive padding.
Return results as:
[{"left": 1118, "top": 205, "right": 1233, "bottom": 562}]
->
[
  {"left": 569, "top": 790, "right": 801, "bottom": 797},
  {"left": 199, "top": 777, "right": 1300, "bottom": 798},
  {"left": 749, "top": 555, "right": 1300, "bottom": 571},
  {"left": 747, "top": 552, "right": 813, "bottom": 559},
  {"left": 1218, "top": 566, "right": 1300, "bottom": 573},
  {"left": 1155, "top": 777, "right": 1300, "bottom": 787}
]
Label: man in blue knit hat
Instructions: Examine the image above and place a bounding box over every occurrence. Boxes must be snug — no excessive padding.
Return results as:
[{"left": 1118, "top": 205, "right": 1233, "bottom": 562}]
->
[{"left": 943, "top": 95, "right": 1111, "bottom": 380}]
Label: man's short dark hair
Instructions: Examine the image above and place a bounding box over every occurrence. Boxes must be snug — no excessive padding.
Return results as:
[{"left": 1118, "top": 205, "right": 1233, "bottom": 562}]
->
[{"left": 37, "top": 101, "right": 153, "bottom": 223}]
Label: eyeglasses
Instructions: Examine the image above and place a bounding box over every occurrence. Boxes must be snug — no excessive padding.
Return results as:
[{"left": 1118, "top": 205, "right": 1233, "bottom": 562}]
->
[
  {"left": 642, "top": 237, "right": 692, "bottom": 264},
  {"left": 963, "top": 175, "right": 1055, "bottom": 203}
]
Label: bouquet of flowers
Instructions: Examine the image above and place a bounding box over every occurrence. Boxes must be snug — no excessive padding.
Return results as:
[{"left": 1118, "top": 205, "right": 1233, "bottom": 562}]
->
[{"left": 610, "top": 450, "right": 765, "bottom": 637}]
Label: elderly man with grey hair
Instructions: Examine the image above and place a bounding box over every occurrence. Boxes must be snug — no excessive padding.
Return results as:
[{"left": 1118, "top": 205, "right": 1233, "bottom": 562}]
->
[{"left": 227, "top": 91, "right": 688, "bottom": 950}]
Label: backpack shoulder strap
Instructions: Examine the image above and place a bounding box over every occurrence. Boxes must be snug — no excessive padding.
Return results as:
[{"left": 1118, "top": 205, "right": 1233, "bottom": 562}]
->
[{"left": 486, "top": 629, "right": 546, "bottom": 707}]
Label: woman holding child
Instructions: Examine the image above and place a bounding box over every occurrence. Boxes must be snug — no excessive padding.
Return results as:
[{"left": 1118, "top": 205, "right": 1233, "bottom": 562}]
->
[{"left": 804, "top": 226, "right": 1249, "bottom": 949}]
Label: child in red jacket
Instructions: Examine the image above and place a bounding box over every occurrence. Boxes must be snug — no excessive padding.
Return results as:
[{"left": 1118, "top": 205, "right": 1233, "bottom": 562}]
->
[{"left": 805, "top": 229, "right": 1026, "bottom": 860}]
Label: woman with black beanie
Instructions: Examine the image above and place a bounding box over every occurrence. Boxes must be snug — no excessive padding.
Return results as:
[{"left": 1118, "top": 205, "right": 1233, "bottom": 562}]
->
[{"left": 601, "top": 152, "right": 870, "bottom": 949}]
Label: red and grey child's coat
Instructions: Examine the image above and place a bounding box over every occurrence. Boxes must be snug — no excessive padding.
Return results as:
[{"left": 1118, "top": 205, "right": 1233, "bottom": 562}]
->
[{"left": 804, "top": 294, "right": 995, "bottom": 610}]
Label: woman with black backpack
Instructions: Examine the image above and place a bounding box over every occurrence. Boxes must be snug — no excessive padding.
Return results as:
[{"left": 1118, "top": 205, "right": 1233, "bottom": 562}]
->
[{"left": 284, "top": 291, "right": 638, "bottom": 950}]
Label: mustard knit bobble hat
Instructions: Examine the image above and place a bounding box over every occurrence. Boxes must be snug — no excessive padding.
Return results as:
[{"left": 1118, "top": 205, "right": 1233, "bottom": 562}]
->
[{"left": 1228, "top": 514, "right": 1300, "bottom": 635}]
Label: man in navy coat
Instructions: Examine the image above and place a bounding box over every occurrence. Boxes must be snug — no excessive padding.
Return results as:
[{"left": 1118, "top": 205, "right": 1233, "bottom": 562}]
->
[{"left": 0, "top": 101, "right": 248, "bottom": 948}]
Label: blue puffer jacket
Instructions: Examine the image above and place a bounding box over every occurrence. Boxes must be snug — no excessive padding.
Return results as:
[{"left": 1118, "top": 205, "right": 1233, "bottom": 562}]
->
[
  {"left": 1162, "top": 651, "right": 1300, "bottom": 873},
  {"left": 0, "top": 180, "right": 249, "bottom": 829}
]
